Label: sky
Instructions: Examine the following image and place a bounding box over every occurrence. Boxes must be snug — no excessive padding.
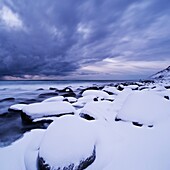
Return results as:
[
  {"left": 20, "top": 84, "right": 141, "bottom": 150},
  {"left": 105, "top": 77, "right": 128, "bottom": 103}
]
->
[{"left": 0, "top": 0, "right": 170, "bottom": 80}]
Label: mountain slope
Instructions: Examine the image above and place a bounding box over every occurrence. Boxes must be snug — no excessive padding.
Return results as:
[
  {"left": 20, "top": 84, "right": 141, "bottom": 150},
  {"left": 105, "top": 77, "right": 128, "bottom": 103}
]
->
[{"left": 151, "top": 66, "right": 170, "bottom": 80}]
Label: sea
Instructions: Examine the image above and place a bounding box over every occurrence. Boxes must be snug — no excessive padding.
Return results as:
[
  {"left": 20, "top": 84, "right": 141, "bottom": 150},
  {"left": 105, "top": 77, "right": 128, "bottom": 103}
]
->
[{"left": 0, "top": 80, "right": 130, "bottom": 147}]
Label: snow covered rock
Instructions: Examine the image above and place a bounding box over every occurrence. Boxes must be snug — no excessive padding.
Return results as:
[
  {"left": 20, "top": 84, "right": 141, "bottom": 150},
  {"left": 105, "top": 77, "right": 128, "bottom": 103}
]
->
[
  {"left": 21, "top": 101, "right": 76, "bottom": 123},
  {"left": 126, "top": 84, "right": 139, "bottom": 90},
  {"left": 42, "top": 96, "right": 64, "bottom": 103},
  {"left": 9, "top": 104, "right": 27, "bottom": 111},
  {"left": 102, "top": 86, "right": 120, "bottom": 95},
  {"left": 72, "top": 95, "right": 97, "bottom": 108},
  {"left": 64, "top": 97, "right": 77, "bottom": 103},
  {"left": 38, "top": 116, "right": 96, "bottom": 170},
  {"left": 116, "top": 91, "right": 170, "bottom": 126},
  {"left": 80, "top": 101, "right": 116, "bottom": 121},
  {"left": 82, "top": 90, "right": 110, "bottom": 99}
]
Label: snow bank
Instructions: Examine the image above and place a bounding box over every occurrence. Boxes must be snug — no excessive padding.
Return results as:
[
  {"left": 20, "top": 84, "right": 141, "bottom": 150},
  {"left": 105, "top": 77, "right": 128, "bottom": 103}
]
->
[
  {"left": 117, "top": 91, "right": 170, "bottom": 125},
  {"left": 22, "top": 101, "right": 76, "bottom": 119},
  {"left": 103, "top": 120, "right": 170, "bottom": 170}
]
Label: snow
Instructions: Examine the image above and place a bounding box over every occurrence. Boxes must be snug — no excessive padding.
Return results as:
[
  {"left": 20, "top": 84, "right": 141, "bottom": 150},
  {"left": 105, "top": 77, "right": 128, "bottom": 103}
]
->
[
  {"left": 39, "top": 115, "right": 97, "bottom": 169},
  {"left": 42, "top": 96, "right": 64, "bottom": 102},
  {"left": 103, "top": 120, "right": 170, "bottom": 170},
  {"left": 102, "top": 86, "right": 120, "bottom": 95},
  {"left": 65, "top": 96, "right": 77, "bottom": 102},
  {"left": 80, "top": 101, "right": 116, "bottom": 121},
  {"left": 151, "top": 66, "right": 170, "bottom": 80},
  {"left": 9, "top": 104, "right": 27, "bottom": 111},
  {"left": 1, "top": 81, "right": 170, "bottom": 170},
  {"left": 117, "top": 91, "right": 170, "bottom": 125},
  {"left": 72, "top": 95, "right": 96, "bottom": 107},
  {"left": 126, "top": 84, "right": 139, "bottom": 90},
  {"left": 82, "top": 90, "right": 110, "bottom": 99},
  {"left": 0, "top": 129, "right": 45, "bottom": 170},
  {"left": 22, "top": 101, "right": 76, "bottom": 119}
]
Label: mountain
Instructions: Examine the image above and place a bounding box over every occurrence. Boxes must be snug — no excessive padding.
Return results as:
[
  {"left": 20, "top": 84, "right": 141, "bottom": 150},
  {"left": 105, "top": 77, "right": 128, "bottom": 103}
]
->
[{"left": 151, "top": 66, "right": 170, "bottom": 80}]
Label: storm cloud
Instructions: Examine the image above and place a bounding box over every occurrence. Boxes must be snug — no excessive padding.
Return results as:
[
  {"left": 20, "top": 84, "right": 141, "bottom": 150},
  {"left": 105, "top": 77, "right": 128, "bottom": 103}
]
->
[{"left": 0, "top": 0, "right": 170, "bottom": 80}]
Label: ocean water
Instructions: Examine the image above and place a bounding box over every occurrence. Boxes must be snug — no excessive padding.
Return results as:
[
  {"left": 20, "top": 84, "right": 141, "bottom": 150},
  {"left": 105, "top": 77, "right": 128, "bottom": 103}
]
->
[{"left": 0, "top": 80, "right": 122, "bottom": 147}]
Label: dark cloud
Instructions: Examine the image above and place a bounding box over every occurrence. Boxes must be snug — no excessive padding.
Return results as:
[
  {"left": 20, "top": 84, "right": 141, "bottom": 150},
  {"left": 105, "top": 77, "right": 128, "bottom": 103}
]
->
[{"left": 0, "top": 0, "right": 170, "bottom": 79}]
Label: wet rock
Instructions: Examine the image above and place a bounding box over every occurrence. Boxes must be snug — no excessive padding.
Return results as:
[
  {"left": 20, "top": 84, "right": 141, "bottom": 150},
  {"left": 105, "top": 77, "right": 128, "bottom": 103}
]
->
[
  {"left": 0, "top": 97, "right": 15, "bottom": 102},
  {"left": 38, "top": 92, "right": 58, "bottom": 98},
  {"left": 49, "top": 87, "right": 57, "bottom": 90},
  {"left": 36, "top": 88, "right": 44, "bottom": 91}
]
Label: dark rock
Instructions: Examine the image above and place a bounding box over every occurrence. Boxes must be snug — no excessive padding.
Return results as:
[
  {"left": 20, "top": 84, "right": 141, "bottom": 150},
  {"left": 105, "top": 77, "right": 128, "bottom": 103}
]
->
[
  {"left": 0, "top": 97, "right": 15, "bottom": 102},
  {"left": 164, "top": 96, "right": 169, "bottom": 100},
  {"left": 80, "top": 113, "right": 95, "bottom": 121},
  {"left": 103, "top": 90, "right": 114, "bottom": 95},
  {"left": 36, "top": 88, "right": 44, "bottom": 91},
  {"left": 80, "top": 86, "right": 100, "bottom": 94},
  {"left": 55, "top": 87, "right": 76, "bottom": 98},
  {"left": 20, "top": 111, "right": 33, "bottom": 124},
  {"left": 165, "top": 86, "right": 170, "bottom": 89},
  {"left": 93, "top": 97, "right": 98, "bottom": 101},
  {"left": 115, "top": 117, "right": 121, "bottom": 121},
  {"left": 117, "top": 85, "right": 124, "bottom": 91},
  {"left": 57, "top": 87, "right": 74, "bottom": 93},
  {"left": 38, "top": 92, "right": 58, "bottom": 98},
  {"left": 148, "top": 125, "right": 153, "bottom": 128},
  {"left": 139, "top": 86, "right": 149, "bottom": 91},
  {"left": 20, "top": 111, "right": 74, "bottom": 124},
  {"left": 38, "top": 146, "right": 96, "bottom": 170},
  {"left": 132, "top": 122, "right": 143, "bottom": 127},
  {"left": 49, "top": 87, "right": 57, "bottom": 90},
  {"left": 106, "top": 99, "right": 114, "bottom": 102}
]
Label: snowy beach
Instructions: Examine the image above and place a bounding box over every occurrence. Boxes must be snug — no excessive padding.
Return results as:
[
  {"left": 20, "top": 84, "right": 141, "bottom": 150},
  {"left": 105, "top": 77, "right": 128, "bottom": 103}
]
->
[{"left": 0, "top": 80, "right": 170, "bottom": 170}]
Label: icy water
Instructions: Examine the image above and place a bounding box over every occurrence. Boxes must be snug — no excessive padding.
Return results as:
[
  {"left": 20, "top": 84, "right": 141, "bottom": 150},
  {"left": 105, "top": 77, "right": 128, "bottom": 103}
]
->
[{"left": 0, "top": 80, "right": 124, "bottom": 147}]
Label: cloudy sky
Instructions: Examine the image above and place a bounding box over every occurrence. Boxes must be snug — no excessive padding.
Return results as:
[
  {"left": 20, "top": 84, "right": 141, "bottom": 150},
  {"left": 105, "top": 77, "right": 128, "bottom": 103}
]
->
[{"left": 0, "top": 0, "right": 170, "bottom": 80}]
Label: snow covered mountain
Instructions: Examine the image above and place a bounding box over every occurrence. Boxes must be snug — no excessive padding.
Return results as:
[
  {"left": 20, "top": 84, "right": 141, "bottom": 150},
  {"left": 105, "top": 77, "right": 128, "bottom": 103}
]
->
[{"left": 151, "top": 66, "right": 170, "bottom": 80}]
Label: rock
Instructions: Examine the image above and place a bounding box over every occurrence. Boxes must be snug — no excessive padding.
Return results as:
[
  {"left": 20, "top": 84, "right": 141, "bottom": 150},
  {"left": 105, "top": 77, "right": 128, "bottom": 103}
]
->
[
  {"left": 49, "top": 87, "right": 57, "bottom": 90},
  {"left": 117, "top": 91, "right": 170, "bottom": 126},
  {"left": 9, "top": 104, "right": 27, "bottom": 111},
  {"left": 36, "top": 88, "right": 44, "bottom": 91},
  {"left": 21, "top": 101, "right": 76, "bottom": 123},
  {"left": 79, "top": 86, "right": 100, "bottom": 94},
  {"left": 79, "top": 113, "right": 95, "bottom": 121},
  {"left": 56, "top": 87, "right": 76, "bottom": 98},
  {"left": 0, "top": 97, "right": 15, "bottom": 102},
  {"left": 38, "top": 92, "right": 58, "bottom": 98},
  {"left": 38, "top": 116, "right": 97, "bottom": 170}
]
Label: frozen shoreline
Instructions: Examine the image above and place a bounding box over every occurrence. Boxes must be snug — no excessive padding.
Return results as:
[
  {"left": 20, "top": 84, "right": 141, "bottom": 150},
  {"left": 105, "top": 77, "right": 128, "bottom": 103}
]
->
[{"left": 0, "top": 80, "right": 170, "bottom": 170}]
